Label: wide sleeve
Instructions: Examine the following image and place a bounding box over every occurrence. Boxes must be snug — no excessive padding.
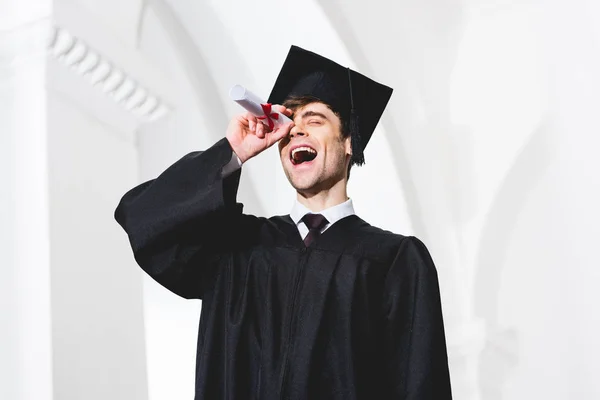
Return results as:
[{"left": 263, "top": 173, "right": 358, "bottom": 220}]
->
[
  {"left": 381, "top": 236, "right": 452, "bottom": 399},
  {"left": 114, "top": 138, "right": 258, "bottom": 299}
]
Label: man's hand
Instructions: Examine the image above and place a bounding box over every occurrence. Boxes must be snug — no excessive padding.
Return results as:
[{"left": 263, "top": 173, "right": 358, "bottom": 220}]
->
[{"left": 225, "top": 105, "right": 294, "bottom": 163}]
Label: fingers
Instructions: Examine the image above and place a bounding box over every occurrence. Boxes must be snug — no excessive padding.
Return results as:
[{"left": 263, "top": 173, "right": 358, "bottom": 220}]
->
[
  {"left": 238, "top": 109, "right": 291, "bottom": 141},
  {"left": 244, "top": 112, "right": 259, "bottom": 135},
  {"left": 244, "top": 115, "right": 267, "bottom": 139},
  {"left": 273, "top": 104, "right": 293, "bottom": 117},
  {"left": 246, "top": 112, "right": 257, "bottom": 123},
  {"left": 256, "top": 120, "right": 266, "bottom": 139},
  {"left": 269, "top": 121, "right": 295, "bottom": 144}
]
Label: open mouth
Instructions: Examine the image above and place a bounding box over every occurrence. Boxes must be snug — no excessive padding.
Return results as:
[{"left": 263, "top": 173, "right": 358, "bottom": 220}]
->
[{"left": 290, "top": 146, "right": 318, "bottom": 165}]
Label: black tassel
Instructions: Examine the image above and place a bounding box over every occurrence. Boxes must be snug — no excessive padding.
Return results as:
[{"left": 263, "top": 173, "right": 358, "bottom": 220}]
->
[
  {"left": 349, "top": 109, "right": 364, "bottom": 166},
  {"left": 347, "top": 67, "right": 364, "bottom": 166}
]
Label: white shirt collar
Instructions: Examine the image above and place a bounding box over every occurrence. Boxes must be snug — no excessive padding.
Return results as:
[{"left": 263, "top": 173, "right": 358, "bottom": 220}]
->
[{"left": 290, "top": 198, "right": 355, "bottom": 232}]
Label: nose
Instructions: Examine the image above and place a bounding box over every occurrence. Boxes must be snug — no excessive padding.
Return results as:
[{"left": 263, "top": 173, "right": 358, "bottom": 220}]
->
[{"left": 289, "top": 125, "right": 307, "bottom": 138}]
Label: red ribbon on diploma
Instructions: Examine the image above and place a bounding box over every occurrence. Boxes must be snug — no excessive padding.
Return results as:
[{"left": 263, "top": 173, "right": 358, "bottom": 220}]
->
[{"left": 257, "top": 103, "right": 279, "bottom": 130}]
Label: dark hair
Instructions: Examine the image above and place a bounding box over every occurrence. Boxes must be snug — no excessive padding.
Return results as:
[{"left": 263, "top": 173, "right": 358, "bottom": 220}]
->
[{"left": 282, "top": 95, "right": 353, "bottom": 179}]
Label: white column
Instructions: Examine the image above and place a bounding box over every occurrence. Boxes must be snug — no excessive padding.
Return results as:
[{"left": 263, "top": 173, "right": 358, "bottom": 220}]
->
[
  {"left": 0, "top": 3, "right": 54, "bottom": 399},
  {"left": 43, "top": 2, "right": 174, "bottom": 397}
]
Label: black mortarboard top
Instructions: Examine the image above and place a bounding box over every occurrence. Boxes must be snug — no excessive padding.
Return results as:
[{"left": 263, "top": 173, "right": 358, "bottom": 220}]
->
[{"left": 268, "top": 45, "right": 393, "bottom": 166}]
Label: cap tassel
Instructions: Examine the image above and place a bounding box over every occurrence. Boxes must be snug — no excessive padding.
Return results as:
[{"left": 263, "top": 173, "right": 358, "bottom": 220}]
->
[
  {"left": 348, "top": 68, "right": 364, "bottom": 166},
  {"left": 349, "top": 110, "right": 364, "bottom": 166}
]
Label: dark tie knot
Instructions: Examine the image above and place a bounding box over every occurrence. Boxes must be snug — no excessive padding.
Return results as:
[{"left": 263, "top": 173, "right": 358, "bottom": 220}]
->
[{"left": 302, "top": 213, "right": 329, "bottom": 231}]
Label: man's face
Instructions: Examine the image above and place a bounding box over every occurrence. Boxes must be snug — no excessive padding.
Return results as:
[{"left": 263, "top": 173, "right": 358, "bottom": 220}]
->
[{"left": 278, "top": 102, "right": 351, "bottom": 193}]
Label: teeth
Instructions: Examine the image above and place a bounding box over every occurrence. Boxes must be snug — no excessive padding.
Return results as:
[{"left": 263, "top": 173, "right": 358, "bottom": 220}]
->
[{"left": 291, "top": 147, "right": 317, "bottom": 158}]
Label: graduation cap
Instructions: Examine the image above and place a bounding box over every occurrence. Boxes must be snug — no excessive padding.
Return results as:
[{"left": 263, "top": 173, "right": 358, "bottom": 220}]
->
[{"left": 268, "top": 45, "right": 393, "bottom": 166}]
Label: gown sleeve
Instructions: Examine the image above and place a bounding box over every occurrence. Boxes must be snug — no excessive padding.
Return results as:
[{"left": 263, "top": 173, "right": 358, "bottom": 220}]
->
[
  {"left": 114, "top": 138, "right": 256, "bottom": 299},
  {"left": 381, "top": 236, "right": 453, "bottom": 399}
]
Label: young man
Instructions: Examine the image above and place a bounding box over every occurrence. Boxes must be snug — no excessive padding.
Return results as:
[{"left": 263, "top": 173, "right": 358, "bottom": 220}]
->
[{"left": 115, "top": 46, "right": 452, "bottom": 399}]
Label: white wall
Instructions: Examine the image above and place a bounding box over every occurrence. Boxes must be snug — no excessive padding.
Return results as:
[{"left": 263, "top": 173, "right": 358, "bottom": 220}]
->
[
  {"left": 0, "top": 12, "right": 53, "bottom": 400},
  {"left": 46, "top": 82, "right": 148, "bottom": 400},
  {"left": 2, "top": 0, "right": 161, "bottom": 398},
  {"left": 471, "top": 2, "right": 600, "bottom": 398}
]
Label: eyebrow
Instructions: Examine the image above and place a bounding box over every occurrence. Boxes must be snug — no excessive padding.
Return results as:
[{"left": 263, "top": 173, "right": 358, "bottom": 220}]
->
[{"left": 299, "top": 110, "right": 329, "bottom": 121}]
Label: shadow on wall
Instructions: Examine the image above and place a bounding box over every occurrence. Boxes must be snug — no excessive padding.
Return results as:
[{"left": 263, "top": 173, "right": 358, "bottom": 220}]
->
[
  {"left": 140, "top": 0, "right": 267, "bottom": 216},
  {"left": 474, "top": 121, "right": 554, "bottom": 399},
  {"left": 314, "top": 0, "right": 467, "bottom": 240}
]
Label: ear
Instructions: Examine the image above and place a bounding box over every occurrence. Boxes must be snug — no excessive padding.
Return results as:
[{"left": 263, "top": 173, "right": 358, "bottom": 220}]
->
[{"left": 344, "top": 135, "right": 352, "bottom": 157}]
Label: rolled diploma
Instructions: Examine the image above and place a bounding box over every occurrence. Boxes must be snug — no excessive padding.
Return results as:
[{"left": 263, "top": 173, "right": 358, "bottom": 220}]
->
[{"left": 229, "top": 84, "right": 292, "bottom": 129}]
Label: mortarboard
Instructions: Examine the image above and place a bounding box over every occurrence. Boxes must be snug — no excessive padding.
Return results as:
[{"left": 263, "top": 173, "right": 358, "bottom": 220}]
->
[{"left": 268, "top": 45, "right": 393, "bottom": 166}]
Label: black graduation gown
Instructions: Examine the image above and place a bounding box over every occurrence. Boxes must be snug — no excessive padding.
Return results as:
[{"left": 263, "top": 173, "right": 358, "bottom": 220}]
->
[{"left": 114, "top": 138, "right": 452, "bottom": 400}]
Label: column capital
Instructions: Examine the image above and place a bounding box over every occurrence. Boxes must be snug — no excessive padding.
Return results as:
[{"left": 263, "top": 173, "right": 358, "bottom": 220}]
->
[{"left": 48, "top": 24, "right": 170, "bottom": 123}]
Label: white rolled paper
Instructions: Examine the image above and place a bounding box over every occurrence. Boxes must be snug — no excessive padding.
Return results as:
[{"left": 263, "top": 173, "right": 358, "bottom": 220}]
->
[{"left": 229, "top": 84, "right": 292, "bottom": 129}]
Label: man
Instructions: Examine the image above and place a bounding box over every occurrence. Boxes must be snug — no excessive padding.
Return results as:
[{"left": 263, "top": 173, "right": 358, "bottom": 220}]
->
[{"left": 115, "top": 46, "right": 452, "bottom": 399}]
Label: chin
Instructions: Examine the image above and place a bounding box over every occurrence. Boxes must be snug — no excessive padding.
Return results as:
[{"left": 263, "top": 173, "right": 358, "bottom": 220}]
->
[{"left": 289, "top": 176, "right": 319, "bottom": 192}]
